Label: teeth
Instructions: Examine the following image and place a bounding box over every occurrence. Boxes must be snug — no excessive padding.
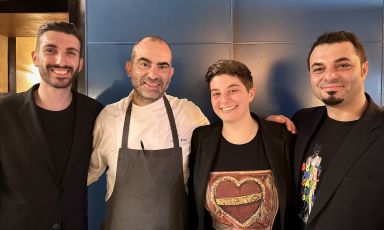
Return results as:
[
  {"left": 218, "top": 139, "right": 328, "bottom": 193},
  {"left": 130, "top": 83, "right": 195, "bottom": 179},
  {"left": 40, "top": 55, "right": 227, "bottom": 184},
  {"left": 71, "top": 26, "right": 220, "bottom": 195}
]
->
[
  {"left": 221, "top": 105, "right": 236, "bottom": 111},
  {"left": 51, "top": 68, "right": 70, "bottom": 75},
  {"left": 145, "top": 82, "right": 160, "bottom": 87}
]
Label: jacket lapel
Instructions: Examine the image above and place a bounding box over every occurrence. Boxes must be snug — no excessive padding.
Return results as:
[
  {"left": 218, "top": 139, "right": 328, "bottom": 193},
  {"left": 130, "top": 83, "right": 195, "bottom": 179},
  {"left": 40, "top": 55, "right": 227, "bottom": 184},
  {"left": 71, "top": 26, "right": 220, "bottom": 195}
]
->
[
  {"left": 307, "top": 97, "right": 382, "bottom": 224},
  {"left": 195, "top": 123, "right": 222, "bottom": 219},
  {"left": 62, "top": 91, "right": 81, "bottom": 186},
  {"left": 258, "top": 119, "right": 288, "bottom": 229},
  {"left": 17, "top": 85, "right": 59, "bottom": 183},
  {"left": 293, "top": 108, "right": 325, "bottom": 188}
]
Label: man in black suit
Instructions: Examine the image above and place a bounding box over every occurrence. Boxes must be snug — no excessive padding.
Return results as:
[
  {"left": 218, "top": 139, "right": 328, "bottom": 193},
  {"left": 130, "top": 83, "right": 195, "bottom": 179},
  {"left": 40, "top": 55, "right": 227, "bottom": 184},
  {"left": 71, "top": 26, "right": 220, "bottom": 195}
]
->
[
  {"left": 0, "top": 21, "right": 102, "bottom": 230},
  {"left": 271, "top": 31, "right": 384, "bottom": 229}
]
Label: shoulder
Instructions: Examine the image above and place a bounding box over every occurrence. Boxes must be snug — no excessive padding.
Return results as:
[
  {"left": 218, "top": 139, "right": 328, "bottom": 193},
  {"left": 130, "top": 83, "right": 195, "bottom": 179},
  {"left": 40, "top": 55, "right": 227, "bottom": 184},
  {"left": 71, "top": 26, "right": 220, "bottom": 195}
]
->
[
  {"left": 98, "top": 96, "right": 129, "bottom": 118},
  {"left": 292, "top": 106, "right": 325, "bottom": 123},
  {"left": 258, "top": 117, "right": 294, "bottom": 140},
  {"left": 0, "top": 92, "right": 27, "bottom": 113},
  {"left": 167, "top": 95, "right": 202, "bottom": 113},
  {"left": 192, "top": 122, "right": 221, "bottom": 138},
  {"left": 294, "top": 106, "right": 324, "bottom": 117},
  {"left": 75, "top": 92, "right": 103, "bottom": 112},
  {"left": 166, "top": 94, "right": 209, "bottom": 126}
]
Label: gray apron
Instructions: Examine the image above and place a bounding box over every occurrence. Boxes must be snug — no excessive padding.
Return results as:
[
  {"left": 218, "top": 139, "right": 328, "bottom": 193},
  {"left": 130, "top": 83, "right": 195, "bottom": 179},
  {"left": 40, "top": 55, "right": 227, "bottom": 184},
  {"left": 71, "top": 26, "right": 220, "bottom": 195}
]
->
[{"left": 103, "top": 96, "right": 188, "bottom": 230}]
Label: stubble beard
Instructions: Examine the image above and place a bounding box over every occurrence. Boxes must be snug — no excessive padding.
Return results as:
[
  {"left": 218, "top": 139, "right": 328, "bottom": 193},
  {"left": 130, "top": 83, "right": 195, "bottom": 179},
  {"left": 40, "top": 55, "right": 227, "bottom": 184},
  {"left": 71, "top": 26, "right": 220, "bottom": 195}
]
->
[{"left": 40, "top": 64, "right": 78, "bottom": 89}]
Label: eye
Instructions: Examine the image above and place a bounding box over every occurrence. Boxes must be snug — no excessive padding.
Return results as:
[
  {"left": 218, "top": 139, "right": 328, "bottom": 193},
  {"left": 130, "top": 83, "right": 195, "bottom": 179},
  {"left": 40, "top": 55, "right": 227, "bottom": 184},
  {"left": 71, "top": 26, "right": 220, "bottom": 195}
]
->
[
  {"left": 229, "top": 89, "right": 239, "bottom": 93},
  {"left": 67, "top": 50, "right": 78, "bottom": 56},
  {"left": 312, "top": 67, "right": 324, "bottom": 74},
  {"left": 337, "top": 63, "right": 351, "bottom": 69},
  {"left": 211, "top": 92, "right": 220, "bottom": 97},
  {"left": 44, "top": 48, "right": 56, "bottom": 54},
  {"left": 157, "top": 64, "right": 169, "bottom": 70},
  {"left": 139, "top": 61, "right": 150, "bottom": 68}
]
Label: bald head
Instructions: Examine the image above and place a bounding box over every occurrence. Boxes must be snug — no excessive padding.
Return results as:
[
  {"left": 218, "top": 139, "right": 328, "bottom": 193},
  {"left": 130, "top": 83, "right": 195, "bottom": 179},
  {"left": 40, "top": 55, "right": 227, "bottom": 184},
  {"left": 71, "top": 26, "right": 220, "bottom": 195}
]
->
[{"left": 131, "top": 36, "right": 172, "bottom": 64}]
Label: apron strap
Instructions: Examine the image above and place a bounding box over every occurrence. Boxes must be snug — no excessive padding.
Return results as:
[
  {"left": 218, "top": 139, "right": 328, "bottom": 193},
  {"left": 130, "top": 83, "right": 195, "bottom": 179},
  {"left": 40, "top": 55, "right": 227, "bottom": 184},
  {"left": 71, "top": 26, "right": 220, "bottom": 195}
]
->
[
  {"left": 120, "top": 96, "right": 180, "bottom": 148},
  {"left": 163, "top": 96, "right": 180, "bottom": 148},
  {"left": 121, "top": 100, "right": 133, "bottom": 148}
]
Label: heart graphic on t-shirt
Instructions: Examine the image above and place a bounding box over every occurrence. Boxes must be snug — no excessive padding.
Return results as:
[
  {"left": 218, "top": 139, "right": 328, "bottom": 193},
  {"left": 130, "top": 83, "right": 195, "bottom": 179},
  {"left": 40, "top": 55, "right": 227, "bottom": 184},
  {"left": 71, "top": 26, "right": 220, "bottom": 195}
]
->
[{"left": 209, "top": 176, "right": 271, "bottom": 228}]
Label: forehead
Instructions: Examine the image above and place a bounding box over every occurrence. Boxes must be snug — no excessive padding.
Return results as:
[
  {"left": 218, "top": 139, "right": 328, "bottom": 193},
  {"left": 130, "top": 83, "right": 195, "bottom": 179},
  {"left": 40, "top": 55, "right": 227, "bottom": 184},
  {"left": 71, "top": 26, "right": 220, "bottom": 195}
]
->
[
  {"left": 310, "top": 41, "right": 359, "bottom": 65},
  {"left": 133, "top": 39, "right": 172, "bottom": 63},
  {"left": 39, "top": 31, "right": 81, "bottom": 50},
  {"left": 210, "top": 74, "right": 244, "bottom": 88}
]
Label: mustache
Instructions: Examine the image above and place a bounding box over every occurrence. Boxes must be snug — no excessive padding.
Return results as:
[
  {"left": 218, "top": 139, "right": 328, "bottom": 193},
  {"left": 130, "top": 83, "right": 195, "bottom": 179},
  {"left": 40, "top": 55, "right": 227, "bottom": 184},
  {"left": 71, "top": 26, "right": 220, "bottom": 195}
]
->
[
  {"left": 141, "top": 76, "right": 163, "bottom": 84},
  {"left": 319, "top": 80, "right": 344, "bottom": 87},
  {"left": 47, "top": 64, "right": 74, "bottom": 72}
]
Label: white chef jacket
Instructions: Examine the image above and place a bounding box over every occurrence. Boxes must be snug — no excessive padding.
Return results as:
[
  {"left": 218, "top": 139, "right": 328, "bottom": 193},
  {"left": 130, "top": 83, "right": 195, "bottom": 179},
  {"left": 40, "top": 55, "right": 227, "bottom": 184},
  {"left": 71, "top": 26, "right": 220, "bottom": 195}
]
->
[{"left": 88, "top": 91, "right": 209, "bottom": 200}]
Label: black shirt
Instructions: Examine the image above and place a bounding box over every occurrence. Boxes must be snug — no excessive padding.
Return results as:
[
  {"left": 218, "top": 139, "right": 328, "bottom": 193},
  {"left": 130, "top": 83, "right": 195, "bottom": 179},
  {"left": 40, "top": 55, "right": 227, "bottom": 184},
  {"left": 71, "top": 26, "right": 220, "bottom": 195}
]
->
[
  {"left": 36, "top": 98, "right": 76, "bottom": 183},
  {"left": 298, "top": 115, "right": 357, "bottom": 226}
]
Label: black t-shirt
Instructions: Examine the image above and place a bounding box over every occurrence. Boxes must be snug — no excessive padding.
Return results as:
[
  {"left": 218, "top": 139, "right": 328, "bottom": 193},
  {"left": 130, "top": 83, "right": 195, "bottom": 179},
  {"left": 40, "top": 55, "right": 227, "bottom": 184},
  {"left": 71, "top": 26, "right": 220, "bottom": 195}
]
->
[
  {"left": 212, "top": 131, "right": 271, "bottom": 172},
  {"left": 36, "top": 98, "right": 75, "bottom": 183},
  {"left": 298, "top": 115, "right": 356, "bottom": 226},
  {"left": 208, "top": 130, "right": 281, "bottom": 229}
]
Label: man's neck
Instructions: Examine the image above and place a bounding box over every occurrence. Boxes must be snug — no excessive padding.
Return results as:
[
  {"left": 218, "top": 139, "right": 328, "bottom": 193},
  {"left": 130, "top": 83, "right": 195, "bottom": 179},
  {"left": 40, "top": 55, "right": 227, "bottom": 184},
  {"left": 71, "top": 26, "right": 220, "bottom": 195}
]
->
[
  {"left": 34, "top": 83, "right": 73, "bottom": 111},
  {"left": 326, "top": 94, "right": 368, "bottom": 121}
]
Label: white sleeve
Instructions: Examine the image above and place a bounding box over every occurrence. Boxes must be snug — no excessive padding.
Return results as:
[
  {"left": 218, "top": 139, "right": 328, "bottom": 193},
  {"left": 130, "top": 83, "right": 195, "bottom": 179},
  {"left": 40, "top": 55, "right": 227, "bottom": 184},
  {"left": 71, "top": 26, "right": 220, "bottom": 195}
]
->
[{"left": 87, "top": 118, "right": 107, "bottom": 185}]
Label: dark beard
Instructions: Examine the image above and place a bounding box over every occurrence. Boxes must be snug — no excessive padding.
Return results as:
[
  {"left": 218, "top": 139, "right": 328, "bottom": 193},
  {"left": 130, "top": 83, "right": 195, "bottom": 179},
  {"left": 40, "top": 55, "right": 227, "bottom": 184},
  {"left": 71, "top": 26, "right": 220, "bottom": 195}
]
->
[{"left": 322, "top": 91, "right": 343, "bottom": 106}]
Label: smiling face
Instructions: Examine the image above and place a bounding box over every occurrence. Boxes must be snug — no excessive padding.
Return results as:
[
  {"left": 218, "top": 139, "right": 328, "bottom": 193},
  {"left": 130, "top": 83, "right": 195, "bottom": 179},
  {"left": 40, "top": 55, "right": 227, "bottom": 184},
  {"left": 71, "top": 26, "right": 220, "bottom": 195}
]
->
[
  {"left": 309, "top": 41, "right": 368, "bottom": 108},
  {"left": 210, "top": 74, "right": 255, "bottom": 124},
  {"left": 125, "top": 38, "right": 174, "bottom": 106},
  {"left": 32, "top": 31, "right": 83, "bottom": 89}
]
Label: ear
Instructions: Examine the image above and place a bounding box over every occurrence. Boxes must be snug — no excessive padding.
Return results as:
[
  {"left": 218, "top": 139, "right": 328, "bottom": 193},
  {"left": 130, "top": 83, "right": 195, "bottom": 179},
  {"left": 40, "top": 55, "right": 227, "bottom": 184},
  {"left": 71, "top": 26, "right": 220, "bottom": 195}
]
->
[
  {"left": 78, "top": 58, "right": 84, "bottom": 72},
  {"left": 32, "top": 50, "right": 38, "bottom": 67},
  {"left": 125, "top": 61, "right": 132, "bottom": 78},
  {"left": 361, "top": 61, "right": 368, "bottom": 80},
  {"left": 169, "top": 67, "right": 175, "bottom": 78},
  {"left": 248, "top": 86, "right": 256, "bottom": 103}
]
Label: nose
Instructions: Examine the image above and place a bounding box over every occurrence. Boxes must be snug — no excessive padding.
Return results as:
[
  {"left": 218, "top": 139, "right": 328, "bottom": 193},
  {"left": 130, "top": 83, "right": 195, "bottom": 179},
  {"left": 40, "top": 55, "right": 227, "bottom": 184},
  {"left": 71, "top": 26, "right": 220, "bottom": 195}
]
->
[
  {"left": 147, "top": 65, "right": 160, "bottom": 79},
  {"left": 324, "top": 68, "right": 338, "bottom": 82},
  {"left": 219, "top": 92, "right": 229, "bottom": 104},
  {"left": 54, "top": 52, "right": 68, "bottom": 66}
]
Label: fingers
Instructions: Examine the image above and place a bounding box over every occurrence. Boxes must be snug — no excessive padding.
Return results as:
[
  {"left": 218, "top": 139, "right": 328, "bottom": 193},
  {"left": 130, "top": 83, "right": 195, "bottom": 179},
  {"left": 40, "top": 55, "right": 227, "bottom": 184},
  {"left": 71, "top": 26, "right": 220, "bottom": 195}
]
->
[{"left": 266, "top": 115, "right": 297, "bottom": 134}]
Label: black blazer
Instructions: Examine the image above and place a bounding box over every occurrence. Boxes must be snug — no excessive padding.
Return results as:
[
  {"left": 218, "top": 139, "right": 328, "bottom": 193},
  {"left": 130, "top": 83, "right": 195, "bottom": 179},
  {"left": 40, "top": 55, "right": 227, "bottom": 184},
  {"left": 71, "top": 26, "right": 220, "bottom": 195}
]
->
[
  {"left": 292, "top": 94, "right": 384, "bottom": 229},
  {"left": 0, "top": 84, "right": 103, "bottom": 230},
  {"left": 188, "top": 114, "right": 295, "bottom": 230}
]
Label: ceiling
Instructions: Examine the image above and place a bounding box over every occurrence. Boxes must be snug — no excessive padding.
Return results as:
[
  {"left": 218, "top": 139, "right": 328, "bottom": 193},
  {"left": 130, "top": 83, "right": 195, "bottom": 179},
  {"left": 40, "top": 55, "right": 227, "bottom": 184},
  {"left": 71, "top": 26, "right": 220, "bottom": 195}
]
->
[
  {"left": 0, "top": 0, "right": 68, "bottom": 37},
  {"left": 0, "top": 13, "right": 69, "bottom": 37}
]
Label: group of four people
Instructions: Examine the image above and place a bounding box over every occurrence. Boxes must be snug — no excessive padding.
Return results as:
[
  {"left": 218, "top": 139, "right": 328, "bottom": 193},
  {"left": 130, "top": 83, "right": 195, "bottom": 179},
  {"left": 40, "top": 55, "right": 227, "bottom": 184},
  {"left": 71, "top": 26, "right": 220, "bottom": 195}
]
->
[{"left": 0, "top": 21, "right": 383, "bottom": 230}]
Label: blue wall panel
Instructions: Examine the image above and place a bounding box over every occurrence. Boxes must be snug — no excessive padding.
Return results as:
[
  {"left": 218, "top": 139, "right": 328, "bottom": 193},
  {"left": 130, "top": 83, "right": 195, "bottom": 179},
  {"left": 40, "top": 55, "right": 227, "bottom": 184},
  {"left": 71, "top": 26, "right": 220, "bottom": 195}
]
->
[
  {"left": 234, "top": 42, "right": 383, "bottom": 117},
  {"left": 234, "top": 0, "right": 382, "bottom": 42},
  {"left": 87, "top": 0, "right": 232, "bottom": 43},
  {"left": 86, "top": 1, "right": 384, "bottom": 229}
]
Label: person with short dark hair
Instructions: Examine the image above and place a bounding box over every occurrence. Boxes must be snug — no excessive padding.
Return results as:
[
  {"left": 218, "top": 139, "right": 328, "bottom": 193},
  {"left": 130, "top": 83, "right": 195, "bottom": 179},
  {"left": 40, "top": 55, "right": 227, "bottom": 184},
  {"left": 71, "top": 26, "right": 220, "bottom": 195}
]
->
[
  {"left": 0, "top": 21, "right": 103, "bottom": 230},
  {"left": 269, "top": 31, "right": 384, "bottom": 229},
  {"left": 188, "top": 59, "right": 295, "bottom": 229}
]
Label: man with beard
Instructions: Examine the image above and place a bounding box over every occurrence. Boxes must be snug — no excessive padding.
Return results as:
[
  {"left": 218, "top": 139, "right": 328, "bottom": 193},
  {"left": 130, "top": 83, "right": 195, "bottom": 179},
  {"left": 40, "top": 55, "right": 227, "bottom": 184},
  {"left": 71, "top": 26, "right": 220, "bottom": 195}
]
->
[
  {"left": 270, "top": 31, "right": 384, "bottom": 229},
  {"left": 0, "top": 21, "right": 103, "bottom": 230},
  {"left": 87, "top": 36, "right": 209, "bottom": 229}
]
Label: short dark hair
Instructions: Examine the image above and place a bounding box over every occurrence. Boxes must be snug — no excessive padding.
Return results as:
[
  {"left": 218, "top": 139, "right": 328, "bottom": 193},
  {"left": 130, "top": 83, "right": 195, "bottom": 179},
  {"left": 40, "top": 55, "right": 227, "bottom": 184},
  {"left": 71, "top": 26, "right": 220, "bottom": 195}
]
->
[
  {"left": 131, "top": 36, "right": 172, "bottom": 63},
  {"left": 205, "top": 59, "right": 253, "bottom": 90},
  {"left": 307, "top": 31, "right": 367, "bottom": 70},
  {"left": 36, "top": 21, "right": 82, "bottom": 54}
]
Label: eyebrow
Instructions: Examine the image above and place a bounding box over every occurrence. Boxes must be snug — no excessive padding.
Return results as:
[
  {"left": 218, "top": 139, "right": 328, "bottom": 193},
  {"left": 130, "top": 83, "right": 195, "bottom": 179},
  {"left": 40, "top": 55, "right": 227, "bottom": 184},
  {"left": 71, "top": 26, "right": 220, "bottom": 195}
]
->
[
  {"left": 43, "top": 44, "right": 80, "bottom": 53},
  {"left": 334, "top": 57, "right": 351, "bottom": 63},
  {"left": 137, "top": 57, "right": 170, "bottom": 67},
  {"left": 210, "top": 83, "right": 242, "bottom": 91},
  {"left": 311, "top": 57, "right": 352, "bottom": 69}
]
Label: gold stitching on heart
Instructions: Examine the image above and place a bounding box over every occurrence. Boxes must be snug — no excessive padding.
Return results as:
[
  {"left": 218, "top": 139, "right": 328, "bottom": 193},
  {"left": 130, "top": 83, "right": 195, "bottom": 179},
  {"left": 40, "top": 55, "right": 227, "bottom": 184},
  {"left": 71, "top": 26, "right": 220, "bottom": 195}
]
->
[{"left": 208, "top": 173, "right": 277, "bottom": 228}]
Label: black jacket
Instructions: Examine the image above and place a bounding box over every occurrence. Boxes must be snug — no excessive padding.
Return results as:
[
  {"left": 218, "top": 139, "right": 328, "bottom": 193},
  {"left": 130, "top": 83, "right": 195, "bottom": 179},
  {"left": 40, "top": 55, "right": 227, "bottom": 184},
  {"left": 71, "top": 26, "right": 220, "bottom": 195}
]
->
[
  {"left": 0, "top": 84, "right": 103, "bottom": 230},
  {"left": 292, "top": 94, "right": 384, "bottom": 229},
  {"left": 188, "top": 113, "right": 295, "bottom": 230}
]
